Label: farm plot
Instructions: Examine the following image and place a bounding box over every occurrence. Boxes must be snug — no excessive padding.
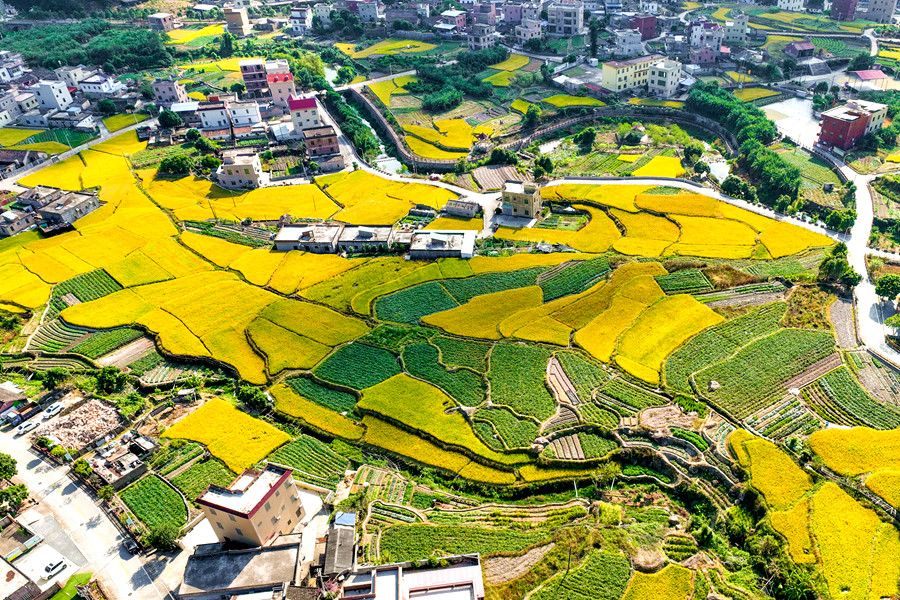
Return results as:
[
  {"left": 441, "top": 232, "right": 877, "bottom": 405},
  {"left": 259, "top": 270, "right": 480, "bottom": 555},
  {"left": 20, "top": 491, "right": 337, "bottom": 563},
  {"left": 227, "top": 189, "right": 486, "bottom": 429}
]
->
[
  {"left": 120, "top": 475, "right": 187, "bottom": 530},
  {"left": 375, "top": 282, "right": 459, "bottom": 324},
  {"left": 271, "top": 383, "right": 365, "bottom": 441},
  {"left": 543, "top": 95, "right": 604, "bottom": 108},
  {"left": 314, "top": 343, "right": 400, "bottom": 389},
  {"left": 379, "top": 524, "right": 551, "bottom": 563},
  {"left": 654, "top": 269, "right": 713, "bottom": 294},
  {"left": 28, "top": 320, "right": 90, "bottom": 353},
  {"left": 163, "top": 398, "right": 290, "bottom": 472},
  {"left": 808, "top": 427, "right": 900, "bottom": 477},
  {"left": 808, "top": 367, "right": 900, "bottom": 429},
  {"left": 487, "top": 343, "right": 555, "bottom": 421},
  {"left": 285, "top": 377, "right": 358, "bottom": 417},
  {"left": 556, "top": 350, "right": 611, "bottom": 401},
  {"left": 472, "top": 407, "right": 538, "bottom": 449},
  {"left": 733, "top": 436, "right": 812, "bottom": 511},
  {"left": 695, "top": 329, "right": 835, "bottom": 419},
  {"left": 151, "top": 442, "right": 203, "bottom": 476},
  {"left": 402, "top": 343, "right": 485, "bottom": 406},
  {"left": 433, "top": 336, "right": 492, "bottom": 372},
  {"left": 598, "top": 379, "right": 666, "bottom": 412},
  {"left": 621, "top": 564, "right": 693, "bottom": 600},
  {"left": 266, "top": 436, "right": 349, "bottom": 489},
  {"left": 423, "top": 287, "right": 544, "bottom": 340},
  {"left": 339, "top": 38, "right": 437, "bottom": 59},
  {"left": 732, "top": 88, "right": 780, "bottom": 102},
  {"left": 538, "top": 258, "right": 610, "bottom": 302},
  {"left": 171, "top": 458, "right": 236, "bottom": 500},
  {"left": 530, "top": 551, "right": 632, "bottom": 600},
  {"left": 69, "top": 328, "right": 143, "bottom": 359},
  {"left": 664, "top": 303, "right": 787, "bottom": 394}
]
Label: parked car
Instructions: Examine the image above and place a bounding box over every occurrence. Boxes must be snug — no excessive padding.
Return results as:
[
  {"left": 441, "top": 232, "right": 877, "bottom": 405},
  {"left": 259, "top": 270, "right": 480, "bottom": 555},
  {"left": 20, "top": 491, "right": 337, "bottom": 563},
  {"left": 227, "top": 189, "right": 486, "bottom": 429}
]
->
[
  {"left": 123, "top": 538, "right": 140, "bottom": 555},
  {"left": 42, "top": 402, "right": 63, "bottom": 419},
  {"left": 15, "top": 419, "right": 39, "bottom": 436},
  {"left": 43, "top": 559, "right": 66, "bottom": 580}
]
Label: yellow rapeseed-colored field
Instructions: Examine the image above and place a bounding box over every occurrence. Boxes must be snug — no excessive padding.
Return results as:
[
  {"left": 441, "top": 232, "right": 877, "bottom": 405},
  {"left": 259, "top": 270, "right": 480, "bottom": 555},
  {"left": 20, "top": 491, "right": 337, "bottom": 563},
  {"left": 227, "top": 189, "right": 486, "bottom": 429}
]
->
[
  {"left": 759, "top": 222, "right": 833, "bottom": 258},
  {"left": 627, "top": 98, "right": 685, "bottom": 109},
  {"left": 510, "top": 99, "right": 533, "bottom": 114},
  {"left": 614, "top": 295, "right": 724, "bottom": 384},
  {"left": 247, "top": 318, "right": 331, "bottom": 374},
  {"left": 635, "top": 192, "right": 720, "bottom": 217},
  {"left": 425, "top": 216, "right": 483, "bottom": 230},
  {"left": 489, "top": 53, "right": 530, "bottom": 71},
  {"left": 318, "top": 170, "right": 456, "bottom": 223},
  {"left": 575, "top": 293, "right": 649, "bottom": 363},
  {"left": 543, "top": 95, "right": 605, "bottom": 108},
  {"left": 347, "top": 38, "right": 437, "bottom": 59},
  {"left": 406, "top": 136, "right": 469, "bottom": 160},
  {"left": 483, "top": 71, "right": 517, "bottom": 87},
  {"left": 865, "top": 471, "right": 900, "bottom": 508},
  {"left": 166, "top": 24, "right": 226, "bottom": 45},
  {"left": 423, "top": 286, "right": 543, "bottom": 339},
  {"left": 271, "top": 383, "right": 365, "bottom": 440},
  {"left": 622, "top": 564, "right": 693, "bottom": 600},
  {"left": 771, "top": 498, "right": 816, "bottom": 564},
  {"left": 0, "top": 127, "right": 44, "bottom": 147},
  {"left": 742, "top": 437, "right": 813, "bottom": 510},
  {"left": 632, "top": 155, "right": 685, "bottom": 178},
  {"left": 733, "top": 87, "right": 780, "bottom": 102},
  {"left": 102, "top": 113, "right": 150, "bottom": 133},
  {"left": 672, "top": 215, "right": 759, "bottom": 246},
  {"left": 181, "top": 231, "right": 251, "bottom": 267},
  {"left": 809, "top": 427, "right": 900, "bottom": 476},
  {"left": 163, "top": 398, "right": 290, "bottom": 472}
]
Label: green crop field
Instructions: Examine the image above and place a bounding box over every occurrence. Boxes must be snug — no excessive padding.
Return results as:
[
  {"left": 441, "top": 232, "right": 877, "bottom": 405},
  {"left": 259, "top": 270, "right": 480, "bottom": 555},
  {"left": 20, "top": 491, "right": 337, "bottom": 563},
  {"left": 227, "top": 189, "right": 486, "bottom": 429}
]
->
[
  {"left": 539, "top": 258, "right": 610, "bottom": 302},
  {"left": 557, "top": 351, "right": 612, "bottom": 401},
  {"left": 120, "top": 475, "right": 187, "bottom": 530},
  {"left": 488, "top": 343, "right": 555, "bottom": 420},
  {"left": 314, "top": 343, "right": 401, "bottom": 389},
  {"left": 654, "top": 269, "right": 714, "bottom": 295},
  {"left": 266, "top": 436, "right": 349, "bottom": 488},
  {"left": 70, "top": 328, "right": 143, "bottom": 359},
  {"left": 171, "top": 459, "right": 236, "bottom": 500},
  {"left": 473, "top": 407, "right": 538, "bottom": 449},
  {"left": 402, "top": 343, "right": 485, "bottom": 406},
  {"left": 375, "top": 282, "right": 459, "bottom": 324},
  {"left": 286, "top": 377, "right": 358, "bottom": 415},
  {"left": 379, "top": 524, "right": 552, "bottom": 562},
  {"left": 433, "top": 336, "right": 492, "bottom": 372},
  {"left": 530, "top": 551, "right": 631, "bottom": 600}
]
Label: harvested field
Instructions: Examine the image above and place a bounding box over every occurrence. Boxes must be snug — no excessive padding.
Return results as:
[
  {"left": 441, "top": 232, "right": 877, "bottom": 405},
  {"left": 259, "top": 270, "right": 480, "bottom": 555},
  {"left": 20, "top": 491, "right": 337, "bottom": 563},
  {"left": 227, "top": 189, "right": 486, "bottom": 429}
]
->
[
  {"left": 640, "top": 406, "right": 696, "bottom": 430},
  {"left": 33, "top": 399, "right": 122, "bottom": 449},
  {"left": 472, "top": 165, "right": 530, "bottom": 190},
  {"left": 830, "top": 296, "right": 856, "bottom": 348},
  {"left": 783, "top": 352, "right": 842, "bottom": 389},
  {"left": 483, "top": 543, "right": 557, "bottom": 584},
  {"left": 97, "top": 337, "right": 156, "bottom": 368}
]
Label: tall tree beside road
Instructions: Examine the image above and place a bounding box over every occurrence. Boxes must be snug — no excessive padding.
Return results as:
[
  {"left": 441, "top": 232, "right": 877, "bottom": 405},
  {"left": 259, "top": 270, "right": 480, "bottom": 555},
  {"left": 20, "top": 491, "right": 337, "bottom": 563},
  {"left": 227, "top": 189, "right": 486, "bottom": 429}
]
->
[{"left": 0, "top": 454, "right": 16, "bottom": 482}]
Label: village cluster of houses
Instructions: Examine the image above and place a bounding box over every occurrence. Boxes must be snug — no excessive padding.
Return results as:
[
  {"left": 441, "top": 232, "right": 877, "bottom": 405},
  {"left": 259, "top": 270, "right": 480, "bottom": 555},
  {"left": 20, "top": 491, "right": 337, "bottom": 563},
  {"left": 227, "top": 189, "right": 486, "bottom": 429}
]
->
[{"left": 0, "top": 186, "right": 101, "bottom": 238}]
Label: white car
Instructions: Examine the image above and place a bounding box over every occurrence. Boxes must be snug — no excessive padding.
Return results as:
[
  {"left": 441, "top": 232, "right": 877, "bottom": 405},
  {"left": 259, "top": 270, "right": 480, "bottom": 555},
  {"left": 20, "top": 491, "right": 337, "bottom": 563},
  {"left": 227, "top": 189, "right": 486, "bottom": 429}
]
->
[
  {"left": 43, "top": 559, "right": 67, "bottom": 580},
  {"left": 42, "top": 402, "right": 63, "bottom": 419},
  {"left": 15, "top": 419, "right": 39, "bottom": 436}
]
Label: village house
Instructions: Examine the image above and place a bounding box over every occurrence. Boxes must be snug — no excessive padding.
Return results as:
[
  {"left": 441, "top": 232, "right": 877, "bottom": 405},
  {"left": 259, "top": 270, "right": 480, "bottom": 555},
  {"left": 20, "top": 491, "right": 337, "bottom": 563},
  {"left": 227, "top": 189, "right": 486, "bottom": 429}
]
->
[
  {"left": 601, "top": 54, "right": 663, "bottom": 93},
  {"left": 152, "top": 79, "right": 189, "bottom": 106},
  {"left": 288, "top": 95, "right": 323, "bottom": 133},
  {"left": 302, "top": 126, "right": 340, "bottom": 157},
  {"left": 148, "top": 12, "right": 175, "bottom": 31},
  {"left": 274, "top": 224, "right": 343, "bottom": 253},
  {"left": 216, "top": 150, "right": 264, "bottom": 189},
  {"left": 337, "top": 226, "right": 393, "bottom": 252},
  {"left": 409, "top": 230, "right": 477, "bottom": 259},
  {"left": 501, "top": 180, "right": 542, "bottom": 218}
]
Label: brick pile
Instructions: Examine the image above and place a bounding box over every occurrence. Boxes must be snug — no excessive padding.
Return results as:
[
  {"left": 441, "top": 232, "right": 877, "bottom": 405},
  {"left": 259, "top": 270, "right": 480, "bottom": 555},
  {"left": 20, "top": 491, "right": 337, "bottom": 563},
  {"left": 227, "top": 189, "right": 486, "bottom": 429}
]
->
[{"left": 34, "top": 399, "right": 122, "bottom": 449}]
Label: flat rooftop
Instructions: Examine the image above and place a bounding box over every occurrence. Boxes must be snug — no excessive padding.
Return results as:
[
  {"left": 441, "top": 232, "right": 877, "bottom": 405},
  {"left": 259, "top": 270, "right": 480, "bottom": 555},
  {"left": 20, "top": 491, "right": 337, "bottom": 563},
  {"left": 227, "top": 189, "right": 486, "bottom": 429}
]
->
[
  {"left": 604, "top": 53, "right": 664, "bottom": 68},
  {"left": 197, "top": 465, "right": 290, "bottom": 515},
  {"left": 275, "top": 225, "right": 342, "bottom": 244},
  {"left": 180, "top": 542, "right": 300, "bottom": 597}
]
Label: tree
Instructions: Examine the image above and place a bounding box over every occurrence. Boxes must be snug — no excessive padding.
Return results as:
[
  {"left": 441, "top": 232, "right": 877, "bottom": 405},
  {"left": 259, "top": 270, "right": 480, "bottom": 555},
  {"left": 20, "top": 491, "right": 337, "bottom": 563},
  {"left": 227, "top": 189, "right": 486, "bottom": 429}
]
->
[
  {"left": 573, "top": 126, "right": 596, "bottom": 149},
  {"left": 487, "top": 148, "right": 518, "bottom": 165},
  {"left": 535, "top": 155, "right": 553, "bottom": 174},
  {"left": 0, "top": 454, "right": 17, "bottom": 481},
  {"left": 98, "top": 98, "right": 116, "bottom": 115},
  {"left": 876, "top": 273, "right": 900, "bottom": 300},
  {"left": 523, "top": 104, "right": 541, "bottom": 128},
  {"left": 684, "top": 142, "right": 703, "bottom": 163},
  {"left": 525, "top": 38, "right": 543, "bottom": 53},
  {"left": 694, "top": 161, "right": 710, "bottom": 174},
  {"left": 194, "top": 136, "right": 219, "bottom": 154},
  {"left": 589, "top": 18, "right": 600, "bottom": 57},
  {"left": 236, "top": 385, "right": 269, "bottom": 410},
  {"left": 229, "top": 82, "right": 246, "bottom": 98},
  {"left": 146, "top": 523, "right": 178, "bottom": 550},
  {"left": 218, "top": 32, "right": 235, "bottom": 57},
  {"left": 43, "top": 367, "right": 68, "bottom": 390},
  {"left": 159, "top": 153, "right": 194, "bottom": 174},
  {"left": 814, "top": 81, "right": 828, "bottom": 95},
  {"left": 335, "top": 66, "right": 356, "bottom": 85},
  {"left": 96, "top": 366, "right": 127, "bottom": 394},
  {"left": 0, "top": 484, "right": 28, "bottom": 514},
  {"left": 98, "top": 485, "right": 115, "bottom": 501},
  {"left": 721, "top": 175, "right": 743, "bottom": 198},
  {"left": 392, "top": 19, "right": 413, "bottom": 30},
  {"left": 158, "top": 109, "right": 183, "bottom": 128},
  {"left": 533, "top": 166, "right": 545, "bottom": 179},
  {"left": 591, "top": 461, "right": 621, "bottom": 491},
  {"left": 139, "top": 82, "right": 154, "bottom": 99},
  {"left": 454, "top": 158, "right": 467, "bottom": 174},
  {"left": 849, "top": 51, "right": 875, "bottom": 71},
  {"left": 185, "top": 128, "right": 201, "bottom": 142},
  {"left": 199, "top": 155, "right": 221, "bottom": 170},
  {"left": 819, "top": 243, "right": 859, "bottom": 286}
]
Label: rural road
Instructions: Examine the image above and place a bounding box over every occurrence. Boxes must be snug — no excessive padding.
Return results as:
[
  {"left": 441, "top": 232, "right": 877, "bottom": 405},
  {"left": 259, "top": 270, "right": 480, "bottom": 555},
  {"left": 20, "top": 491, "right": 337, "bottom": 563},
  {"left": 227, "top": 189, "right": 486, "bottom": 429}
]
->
[{"left": 0, "top": 431, "right": 172, "bottom": 600}]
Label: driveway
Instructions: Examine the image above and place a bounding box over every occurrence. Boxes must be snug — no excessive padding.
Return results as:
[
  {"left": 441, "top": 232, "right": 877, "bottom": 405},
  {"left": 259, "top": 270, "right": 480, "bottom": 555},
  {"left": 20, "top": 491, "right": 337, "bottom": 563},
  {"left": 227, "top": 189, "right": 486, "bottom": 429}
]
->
[{"left": 0, "top": 430, "right": 172, "bottom": 600}]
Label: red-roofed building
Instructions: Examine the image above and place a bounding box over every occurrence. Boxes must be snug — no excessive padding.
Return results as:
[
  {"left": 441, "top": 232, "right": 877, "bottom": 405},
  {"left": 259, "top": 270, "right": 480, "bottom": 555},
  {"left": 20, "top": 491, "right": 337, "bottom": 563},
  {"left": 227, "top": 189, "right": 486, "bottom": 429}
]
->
[
  {"left": 784, "top": 40, "right": 815, "bottom": 59},
  {"left": 288, "top": 94, "right": 323, "bottom": 135},
  {"left": 267, "top": 72, "right": 296, "bottom": 110},
  {"left": 817, "top": 100, "right": 888, "bottom": 151}
]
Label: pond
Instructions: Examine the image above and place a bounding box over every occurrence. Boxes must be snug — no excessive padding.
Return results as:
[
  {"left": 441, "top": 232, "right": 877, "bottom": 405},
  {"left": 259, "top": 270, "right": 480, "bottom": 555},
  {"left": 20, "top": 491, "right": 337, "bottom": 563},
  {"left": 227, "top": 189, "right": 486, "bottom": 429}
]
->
[
  {"left": 357, "top": 114, "right": 402, "bottom": 174},
  {"left": 708, "top": 161, "right": 731, "bottom": 181}
]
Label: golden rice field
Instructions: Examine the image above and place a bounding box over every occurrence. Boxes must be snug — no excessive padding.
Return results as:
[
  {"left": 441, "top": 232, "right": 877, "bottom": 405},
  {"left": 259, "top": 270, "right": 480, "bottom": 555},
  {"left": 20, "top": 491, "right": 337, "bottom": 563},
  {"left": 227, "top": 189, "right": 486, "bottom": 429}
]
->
[
  {"left": 632, "top": 156, "right": 685, "bottom": 178},
  {"left": 737, "top": 437, "right": 812, "bottom": 511},
  {"left": 166, "top": 24, "right": 225, "bottom": 45},
  {"left": 271, "top": 383, "right": 365, "bottom": 440},
  {"left": 483, "top": 71, "right": 518, "bottom": 87},
  {"left": 732, "top": 88, "right": 781, "bottom": 102},
  {"left": 543, "top": 95, "right": 605, "bottom": 108},
  {"left": 162, "top": 398, "right": 290, "bottom": 472},
  {"left": 423, "top": 286, "right": 543, "bottom": 340},
  {"left": 368, "top": 76, "right": 417, "bottom": 106},
  {"left": 771, "top": 498, "right": 816, "bottom": 564},
  {"left": 0, "top": 127, "right": 44, "bottom": 147},
  {"left": 617, "top": 154, "right": 641, "bottom": 162},
  {"left": 489, "top": 53, "right": 530, "bottom": 71},
  {"left": 621, "top": 564, "right": 693, "bottom": 600},
  {"left": 627, "top": 98, "right": 685, "bottom": 109},
  {"left": 339, "top": 38, "right": 437, "bottom": 59},
  {"left": 102, "top": 113, "right": 150, "bottom": 133},
  {"left": 406, "top": 136, "right": 469, "bottom": 160},
  {"left": 180, "top": 57, "right": 262, "bottom": 72},
  {"left": 864, "top": 470, "right": 900, "bottom": 509},
  {"left": 510, "top": 99, "right": 534, "bottom": 114},
  {"left": 809, "top": 427, "right": 900, "bottom": 476}
]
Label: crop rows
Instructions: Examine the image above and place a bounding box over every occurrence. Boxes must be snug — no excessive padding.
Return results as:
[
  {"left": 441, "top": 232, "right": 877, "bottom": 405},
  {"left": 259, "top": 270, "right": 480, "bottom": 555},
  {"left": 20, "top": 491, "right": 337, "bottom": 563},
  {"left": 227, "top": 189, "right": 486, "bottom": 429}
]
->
[
  {"left": 379, "top": 524, "right": 552, "bottom": 563},
  {"left": 557, "top": 351, "right": 611, "bottom": 402},
  {"left": 267, "top": 436, "right": 349, "bottom": 488},
  {"left": 54, "top": 269, "right": 122, "bottom": 303},
  {"left": 314, "top": 343, "right": 401, "bottom": 390},
  {"left": 599, "top": 379, "right": 665, "bottom": 410},
  {"left": 654, "top": 269, "right": 713, "bottom": 294},
  {"left": 473, "top": 407, "right": 538, "bottom": 449},
  {"left": 441, "top": 268, "right": 544, "bottom": 304},
  {"left": 664, "top": 303, "right": 787, "bottom": 393},
  {"left": 30, "top": 320, "right": 88, "bottom": 353},
  {"left": 371, "top": 504, "right": 418, "bottom": 523},
  {"left": 120, "top": 475, "right": 187, "bottom": 530},
  {"left": 29, "top": 357, "right": 93, "bottom": 371},
  {"left": 127, "top": 351, "right": 165, "bottom": 376},
  {"left": 670, "top": 428, "right": 709, "bottom": 451},
  {"left": 817, "top": 367, "right": 900, "bottom": 429},
  {"left": 433, "top": 336, "right": 491, "bottom": 372},
  {"left": 662, "top": 536, "right": 698, "bottom": 561},
  {"left": 374, "top": 282, "right": 459, "bottom": 324},
  {"left": 530, "top": 551, "right": 631, "bottom": 600},
  {"left": 699, "top": 329, "right": 835, "bottom": 419},
  {"left": 578, "top": 432, "right": 618, "bottom": 459},
  {"left": 803, "top": 382, "right": 859, "bottom": 426},
  {"left": 153, "top": 442, "right": 203, "bottom": 476},
  {"left": 578, "top": 402, "right": 619, "bottom": 427},
  {"left": 402, "top": 343, "right": 485, "bottom": 406},
  {"left": 70, "top": 328, "right": 143, "bottom": 359},
  {"left": 286, "top": 377, "right": 358, "bottom": 416},
  {"left": 170, "top": 458, "right": 236, "bottom": 500},
  {"left": 488, "top": 343, "right": 556, "bottom": 421},
  {"left": 474, "top": 421, "right": 505, "bottom": 451},
  {"left": 538, "top": 258, "right": 610, "bottom": 302}
]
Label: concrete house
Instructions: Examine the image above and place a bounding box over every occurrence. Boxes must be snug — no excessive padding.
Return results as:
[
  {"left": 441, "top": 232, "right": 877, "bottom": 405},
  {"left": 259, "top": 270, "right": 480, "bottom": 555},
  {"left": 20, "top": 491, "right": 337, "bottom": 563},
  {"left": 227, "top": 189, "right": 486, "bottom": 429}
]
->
[
  {"left": 290, "top": 7, "right": 313, "bottom": 34},
  {"left": 216, "top": 150, "right": 263, "bottom": 189},
  {"left": 302, "top": 126, "right": 340, "bottom": 157},
  {"left": 148, "top": 12, "right": 175, "bottom": 31},
  {"left": 288, "top": 95, "right": 323, "bottom": 133},
  {"left": 274, "top": 224, "right": 343, "bottom": 253},
  {"left": 152, "top": 79, "right": 189, "bottom": 106},
  {"left": 647, "top": 59, "right": 682, "bottom": 98},
  {"left": 469, "top": 23, "right": 497, "bottom": 50},
  {"left": 197, "top": 464, "right": 304, "bottom": 547},
  {"left": 31, "top": 80, "right": 72, "bottom": 111},
  {"left": 547, "top": 0, "right": 587, "bottom": 37},
  {"left": 225, "top": 6, "right": 253, "bottom": 36},
  {"left": 501, "top": 180, "right": 542, "bottom": 218}
]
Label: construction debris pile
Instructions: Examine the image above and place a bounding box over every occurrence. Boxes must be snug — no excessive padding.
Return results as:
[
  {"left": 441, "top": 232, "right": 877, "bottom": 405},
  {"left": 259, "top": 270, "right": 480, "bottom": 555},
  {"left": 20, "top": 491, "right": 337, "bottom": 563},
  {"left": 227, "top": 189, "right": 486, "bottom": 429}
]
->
[{"left": 34, "top": 400, "right": 122, "bottom": 449}]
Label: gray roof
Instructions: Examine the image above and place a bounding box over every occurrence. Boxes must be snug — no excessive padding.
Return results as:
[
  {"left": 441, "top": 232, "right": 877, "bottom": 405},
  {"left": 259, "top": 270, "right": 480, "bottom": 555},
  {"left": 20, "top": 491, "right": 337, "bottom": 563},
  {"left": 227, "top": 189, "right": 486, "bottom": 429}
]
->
[
  {"left": 180, "top": 542, "right": 300, "bottom": 598},
  {"left": 323, "top": 527, "right": 354, "bottom": 576}
]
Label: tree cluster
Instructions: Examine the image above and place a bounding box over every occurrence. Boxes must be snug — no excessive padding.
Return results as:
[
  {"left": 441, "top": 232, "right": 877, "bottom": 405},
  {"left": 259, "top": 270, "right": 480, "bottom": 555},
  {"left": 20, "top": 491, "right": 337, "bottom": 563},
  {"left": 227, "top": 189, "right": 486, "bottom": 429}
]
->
[
  {"left": 323, "top": 90, "right": 380, "bottom": 158},
  {"left": 737, "top": 139, "right": 802, "bottom": 204},
  {"left": 405, "top": 46, "right": 508, "bottom": 113},
  {"left": 818, "top": 242, "right": 860, "bottom": 286}
]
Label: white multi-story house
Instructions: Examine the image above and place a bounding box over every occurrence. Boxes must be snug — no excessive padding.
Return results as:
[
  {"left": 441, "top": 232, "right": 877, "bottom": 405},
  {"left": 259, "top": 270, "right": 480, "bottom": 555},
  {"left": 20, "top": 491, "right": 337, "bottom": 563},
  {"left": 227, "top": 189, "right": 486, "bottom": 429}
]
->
[
  {"left": 647, "top": 59, "right": 681, "bottom": 98},
  {"left": 288, "top": 95, "right": 323, "bottom": 134},
  {"left": 216, "top": 150, "right": 264, "bottom": 189},
  {"left": 689, "top": 20, "right": 724, "bottom": 49},
  {"left": 0, "top": 51, "right": 24, "bottom": 83},
  {"left": 522, "top": 2, "right": 541, "bottom": 20},
  {"left": 615, "top": 29, "right": 643, "bottom": 57},
  {"left": 724, "top": 11, "right": 749, "bottom": 45},
  {"left": 358, "top": 1, "right": 384, "bottom": 21},
  {"left": 79, "top": 74, "right": 126, "bottom": 97},
  {"left": 639, "top": 0, "right": 658, "bottom": 13},
  {"left": 547, "top": 0, "right": 587, "bottom": 36},
  {"left": 31, "top": 80, "right": 72, "bottom": 111},
  {"left": 516, "top": 18, "right": 543, "bottom": 45},
  {"left": 198, "top": 101, "right": 230, "bottom": 131},
  {"left": 54, "top": 65, "right": 91, "bottom": 88},
  {"left": 290, "top": 7, "right": 313, "bottom": 34},
  {"left": 868, "top": 0, "right": 896, "bottom": 22},
  {"left": 469, "top": 23, "right": 497, "bottom": 50},
  {"left": 228, "top": 100, "right": 262, "bottom": 127},
  {"left": 777, "top": 0, "right": 804, "bottom": 11},
  {"left": 267, "top": 73, "right": 296, "bottom": 110},
  {"left": 313, "top": 3, "right": 333, "bottom": 27}
]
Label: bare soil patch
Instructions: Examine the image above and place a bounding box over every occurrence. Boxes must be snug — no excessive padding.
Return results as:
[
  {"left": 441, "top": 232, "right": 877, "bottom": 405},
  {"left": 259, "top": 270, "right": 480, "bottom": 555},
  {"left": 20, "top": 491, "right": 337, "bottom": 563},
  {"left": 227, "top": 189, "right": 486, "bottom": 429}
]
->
[
  {"left": 483, "top": 543, "right": 556, "bottom": 584},
  {"left": 98, "top": 337, "right": 155, "bottom": 368}
]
